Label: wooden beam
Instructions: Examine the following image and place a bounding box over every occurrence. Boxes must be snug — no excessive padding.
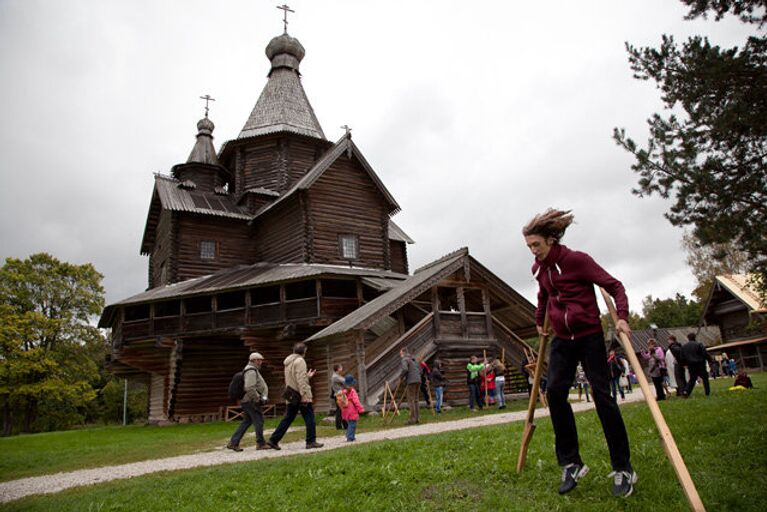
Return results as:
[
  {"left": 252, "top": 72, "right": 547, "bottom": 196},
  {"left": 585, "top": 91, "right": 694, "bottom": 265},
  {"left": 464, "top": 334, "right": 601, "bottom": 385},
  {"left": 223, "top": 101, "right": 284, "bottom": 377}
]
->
[
  {"left": 482, "top": 288, "right": 494, "bottom": 338},
  {"left": 356, "top": 331, "right": 368, "bottom": 403},
  {"left": 431, "top": 286, "right": 440, "bottom": 336},
  {"left": 457, "top": 287, "right": 467, "bottom": 338}
]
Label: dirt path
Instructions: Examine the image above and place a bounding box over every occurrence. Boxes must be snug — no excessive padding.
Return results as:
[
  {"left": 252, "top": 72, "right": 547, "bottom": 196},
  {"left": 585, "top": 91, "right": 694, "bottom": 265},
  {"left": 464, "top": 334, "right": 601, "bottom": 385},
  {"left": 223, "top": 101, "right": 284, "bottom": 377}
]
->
[{"left": 0, "top": 390, "right": 647, "bottom": 503}]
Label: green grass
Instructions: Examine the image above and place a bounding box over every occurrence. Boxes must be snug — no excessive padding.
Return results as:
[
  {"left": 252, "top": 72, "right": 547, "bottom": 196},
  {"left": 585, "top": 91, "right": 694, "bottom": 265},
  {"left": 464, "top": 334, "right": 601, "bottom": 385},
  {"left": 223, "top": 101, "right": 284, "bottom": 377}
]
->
[
  {"left": 0, "top": 395, "right": 528, "bottom": 482},
  {"left": 3, "top": 374, "right": 766, "bottom": 511}
]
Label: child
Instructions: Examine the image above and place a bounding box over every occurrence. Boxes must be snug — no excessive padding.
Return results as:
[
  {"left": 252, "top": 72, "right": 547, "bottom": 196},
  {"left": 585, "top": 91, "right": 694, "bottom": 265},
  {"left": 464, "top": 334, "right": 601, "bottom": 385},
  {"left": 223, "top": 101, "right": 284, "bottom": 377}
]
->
[{"left": 339, "top": 374, "right": 365, "bottom": 441}]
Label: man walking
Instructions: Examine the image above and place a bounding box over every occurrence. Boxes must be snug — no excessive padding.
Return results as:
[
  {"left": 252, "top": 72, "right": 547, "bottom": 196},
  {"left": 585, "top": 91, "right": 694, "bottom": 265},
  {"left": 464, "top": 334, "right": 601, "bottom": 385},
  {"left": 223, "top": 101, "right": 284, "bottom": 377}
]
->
[
  {"left": 682, "top": 333, "right": 713, "bottom": 397},
  {"left": 227, "top": 352, "right": 269, "bottom": 451},
  {"left": 400, "top": 348, "right": 421, "bottom": 424},
  {"left": 267, "top": 342, "right": 324, "bottom": 450},
  {"left": 523, "top": 208, "right": 636, "bottom": 497}
]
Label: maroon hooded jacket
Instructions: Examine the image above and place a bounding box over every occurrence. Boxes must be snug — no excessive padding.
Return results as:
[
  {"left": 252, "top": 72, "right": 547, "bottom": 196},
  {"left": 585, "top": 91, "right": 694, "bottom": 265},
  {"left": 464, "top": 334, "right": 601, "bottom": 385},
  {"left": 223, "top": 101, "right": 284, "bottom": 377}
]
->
[{"left": 532, "top": 244, "right": 629, "bottom": 340}]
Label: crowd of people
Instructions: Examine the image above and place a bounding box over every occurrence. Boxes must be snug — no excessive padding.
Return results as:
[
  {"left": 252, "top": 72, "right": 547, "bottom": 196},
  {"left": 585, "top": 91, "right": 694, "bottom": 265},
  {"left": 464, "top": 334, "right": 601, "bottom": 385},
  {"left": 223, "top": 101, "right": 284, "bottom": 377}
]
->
[{"left": 570, "top": 332, "right": 752, "bottom": 404}]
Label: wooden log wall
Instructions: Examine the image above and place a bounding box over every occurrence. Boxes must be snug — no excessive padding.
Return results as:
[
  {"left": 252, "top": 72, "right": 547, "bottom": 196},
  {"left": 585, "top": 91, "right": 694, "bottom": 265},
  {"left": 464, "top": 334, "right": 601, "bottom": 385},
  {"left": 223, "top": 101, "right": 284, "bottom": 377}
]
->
[
  {"left": 252, "top": 200, "right": 305, "bottom": 263},
  {"left": 150, "top": 210, "right": 173, "bottom": 288},
  {"left": 171, "top": 338, "right": 250, "bottom": 418},
  {"left": 307, "top": 155, "right": 389, "bottom": 269},
  {"left": 175, "top": 215, "right": 252, "bottom": 282},
  {"left": 315, "top": 333, "right": 358, "bottom": 412},
  {"left": 238, "top": 135, "right": 326, "bottom": 195},
  {"left": 242, "top": 140, "right": 281, "bottom": 193},
  {"left": 390, "top": 240, "right": 408, "bottom": 274}
]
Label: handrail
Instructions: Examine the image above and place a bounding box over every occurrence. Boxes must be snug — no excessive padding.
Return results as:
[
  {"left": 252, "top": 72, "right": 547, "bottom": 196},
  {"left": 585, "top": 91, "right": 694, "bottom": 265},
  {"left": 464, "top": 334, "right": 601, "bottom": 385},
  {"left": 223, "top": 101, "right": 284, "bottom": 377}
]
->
[{"left": 365, "top": 312, "right": 434, "bottom": 370}]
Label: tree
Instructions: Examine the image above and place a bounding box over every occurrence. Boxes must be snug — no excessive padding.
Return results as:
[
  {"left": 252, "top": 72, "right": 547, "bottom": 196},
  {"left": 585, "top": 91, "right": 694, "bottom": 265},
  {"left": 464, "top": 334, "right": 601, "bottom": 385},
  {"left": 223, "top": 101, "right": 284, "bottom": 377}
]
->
[
  {"left": 0, "top": 253, "right": 106, "bottom": 435},
  {"left": 641, "top": 293, "right": 703, "bottom": 327},
  {"left": 682, "top": 231, "right": 751, "bottom": 301},
  {"left": 614, "top": 0, "right": 767, "bottom": 296}
]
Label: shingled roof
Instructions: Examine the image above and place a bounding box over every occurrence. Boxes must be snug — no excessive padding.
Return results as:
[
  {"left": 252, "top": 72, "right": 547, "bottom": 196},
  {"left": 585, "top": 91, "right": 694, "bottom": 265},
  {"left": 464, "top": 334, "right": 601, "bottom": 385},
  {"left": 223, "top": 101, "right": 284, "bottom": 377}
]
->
[{"left": 238, "top": 32, "right": 325, "bottom": 140}]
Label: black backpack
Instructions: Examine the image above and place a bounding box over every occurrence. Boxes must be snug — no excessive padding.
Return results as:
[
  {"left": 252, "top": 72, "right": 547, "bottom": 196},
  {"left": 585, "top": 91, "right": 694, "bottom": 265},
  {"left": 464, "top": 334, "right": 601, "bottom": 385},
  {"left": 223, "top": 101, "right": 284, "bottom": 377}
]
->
[{"left": 228, "top": 368, "right": 255, "bottom": 402}]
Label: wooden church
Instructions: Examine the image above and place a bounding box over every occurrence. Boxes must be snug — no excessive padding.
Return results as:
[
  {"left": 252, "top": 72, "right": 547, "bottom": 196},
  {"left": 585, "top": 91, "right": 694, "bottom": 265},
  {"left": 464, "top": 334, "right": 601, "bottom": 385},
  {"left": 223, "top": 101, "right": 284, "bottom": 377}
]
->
[{"left": 99, "top": 25, "right": 537, "bottom": 423}]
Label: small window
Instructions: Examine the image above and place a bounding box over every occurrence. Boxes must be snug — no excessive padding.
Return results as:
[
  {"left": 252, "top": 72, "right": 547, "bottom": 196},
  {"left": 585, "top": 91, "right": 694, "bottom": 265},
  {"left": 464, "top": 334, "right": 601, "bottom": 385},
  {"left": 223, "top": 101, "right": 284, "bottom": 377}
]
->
[
  {"left": 200, "top": 240, "right": 217, "bottom": 260},
  {"left": 251, "top": 286, "right": 280, "bottom": 305},
  {"left": 339, "top": 235, "right": 359, "bottom": 260}
]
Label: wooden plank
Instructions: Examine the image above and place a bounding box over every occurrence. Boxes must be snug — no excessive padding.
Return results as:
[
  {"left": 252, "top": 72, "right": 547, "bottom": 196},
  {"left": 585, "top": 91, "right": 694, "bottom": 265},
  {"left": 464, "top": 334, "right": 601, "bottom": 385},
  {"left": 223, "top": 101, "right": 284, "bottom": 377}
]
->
[{"left": 600, "top": 288, "right": 706, "bottom": 512}]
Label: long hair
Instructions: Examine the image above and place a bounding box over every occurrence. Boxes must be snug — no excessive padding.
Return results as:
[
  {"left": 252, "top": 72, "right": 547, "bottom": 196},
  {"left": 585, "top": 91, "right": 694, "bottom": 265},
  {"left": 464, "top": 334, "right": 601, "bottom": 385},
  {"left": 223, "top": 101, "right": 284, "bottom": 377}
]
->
[{"left": 522, "top": 208, "right": 574, "bottom": 242}]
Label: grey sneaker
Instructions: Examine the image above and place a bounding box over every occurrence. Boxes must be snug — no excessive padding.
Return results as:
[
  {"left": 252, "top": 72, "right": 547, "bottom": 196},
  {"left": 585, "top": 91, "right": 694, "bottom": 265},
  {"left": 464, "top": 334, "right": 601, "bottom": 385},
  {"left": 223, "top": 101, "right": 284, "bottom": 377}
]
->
[
  {"left": 610, "top": 469, "right": 638, "bottom": 497},
  {"left": 559, "top": 463, "right": 589, "bottom": 494}
]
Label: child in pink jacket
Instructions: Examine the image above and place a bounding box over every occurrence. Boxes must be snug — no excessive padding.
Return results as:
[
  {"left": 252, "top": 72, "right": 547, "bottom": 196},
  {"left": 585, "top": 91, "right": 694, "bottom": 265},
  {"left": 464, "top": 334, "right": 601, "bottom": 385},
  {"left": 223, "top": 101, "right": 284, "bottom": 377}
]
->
[{"left": 340, "top": 374, "right": 365, "bottom": 441}]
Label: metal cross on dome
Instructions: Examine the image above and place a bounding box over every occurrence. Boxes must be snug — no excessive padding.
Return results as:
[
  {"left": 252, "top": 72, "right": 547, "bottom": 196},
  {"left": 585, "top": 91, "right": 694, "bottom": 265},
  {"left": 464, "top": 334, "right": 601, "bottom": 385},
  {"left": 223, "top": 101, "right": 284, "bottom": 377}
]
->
[
  {"left": 276, "top": 4, "right": 294, "bottom": 33},
  {"left": 199, "top": 94, "right": 215, "bottom": 118}
]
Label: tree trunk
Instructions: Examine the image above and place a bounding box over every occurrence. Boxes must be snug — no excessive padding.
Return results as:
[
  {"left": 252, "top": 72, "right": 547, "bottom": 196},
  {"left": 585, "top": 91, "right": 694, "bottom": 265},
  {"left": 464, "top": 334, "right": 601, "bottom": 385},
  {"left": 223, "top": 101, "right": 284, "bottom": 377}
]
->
[
  {"left": 2, "top": 399, "right": 13, "bottom": 437},
  {"left": 22, "top": 400, "right": 36, "bottom": 433}
]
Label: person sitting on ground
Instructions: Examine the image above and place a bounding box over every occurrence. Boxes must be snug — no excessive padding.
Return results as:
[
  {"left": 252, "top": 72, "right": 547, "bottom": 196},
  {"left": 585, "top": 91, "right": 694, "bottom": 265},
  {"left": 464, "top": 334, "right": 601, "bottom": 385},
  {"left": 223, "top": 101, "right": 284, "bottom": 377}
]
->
[
  {"left": 733, "top": 370, "right": 753, "bottom": 389},
  {"left": 339, "top": 374, "right": 365, "bottom": 442}
]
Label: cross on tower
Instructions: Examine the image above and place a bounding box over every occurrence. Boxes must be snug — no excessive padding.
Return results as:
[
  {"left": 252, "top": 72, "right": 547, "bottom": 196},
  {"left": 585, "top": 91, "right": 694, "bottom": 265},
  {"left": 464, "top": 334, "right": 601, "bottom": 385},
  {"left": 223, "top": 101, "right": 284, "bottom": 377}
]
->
[
  {"left": 276, "top": 4, "right": 294, "bottom": 33},
  {"left": 341, "top": 124, "right": 352, "bottom": 138},
  {"left": 199, "top": 94, "right": 215, "bottom": 118}
]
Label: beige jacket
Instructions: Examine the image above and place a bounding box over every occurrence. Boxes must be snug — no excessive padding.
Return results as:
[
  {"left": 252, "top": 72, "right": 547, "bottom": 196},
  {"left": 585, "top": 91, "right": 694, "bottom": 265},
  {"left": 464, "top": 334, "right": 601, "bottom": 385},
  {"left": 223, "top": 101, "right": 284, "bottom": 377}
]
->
[{"left": 284, "top": 353, "right": 312, "bottom": 402}]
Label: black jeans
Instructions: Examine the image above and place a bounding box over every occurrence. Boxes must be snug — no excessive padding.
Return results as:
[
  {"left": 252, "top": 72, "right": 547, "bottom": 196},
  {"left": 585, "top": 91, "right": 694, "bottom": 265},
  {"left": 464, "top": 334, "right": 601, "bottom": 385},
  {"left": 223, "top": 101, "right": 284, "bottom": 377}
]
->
[
  {"left": 334, "top": 405, "right": 347, "bottom": 430},
  {"left": 230, "top": 401, "right": 265, "bottom": 446},
  {"left": 685, "top": 364, "right": 710, "bottom": 396},
  {"left": 674, "top": 365, "right": 687, "bottom": 395},
  {"left": 547, "top": 332, "right": 631, "bottom": 471},
  {"left": 269, "top": 402, "right": 317, "bottom": 445},
  {"left": 651, "top": 376, "right": 666, "bottom": 400}
]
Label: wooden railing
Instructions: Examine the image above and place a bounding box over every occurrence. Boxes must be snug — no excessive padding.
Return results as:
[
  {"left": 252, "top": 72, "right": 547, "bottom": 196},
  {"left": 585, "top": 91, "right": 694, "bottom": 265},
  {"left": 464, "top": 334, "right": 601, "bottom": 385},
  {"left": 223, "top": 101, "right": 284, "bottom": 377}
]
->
[{"left": 365, "top": 313, "right": 436, "bottom": 400}]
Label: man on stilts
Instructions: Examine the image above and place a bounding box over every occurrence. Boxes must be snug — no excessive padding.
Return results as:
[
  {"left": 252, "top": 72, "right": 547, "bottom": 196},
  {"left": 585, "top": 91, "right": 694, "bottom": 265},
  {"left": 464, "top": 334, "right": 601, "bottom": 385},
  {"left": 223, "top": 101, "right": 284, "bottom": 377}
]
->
[{"left": 523, "top": 208, "right": 637, "bottom": 497}]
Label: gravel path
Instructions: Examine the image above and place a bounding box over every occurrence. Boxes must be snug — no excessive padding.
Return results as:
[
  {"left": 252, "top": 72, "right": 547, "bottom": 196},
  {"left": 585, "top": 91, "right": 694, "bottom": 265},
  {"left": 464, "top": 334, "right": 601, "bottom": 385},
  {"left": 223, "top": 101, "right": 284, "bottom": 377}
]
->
[{"left": 0, "top": 390, "right": 646, "bottom": 503}]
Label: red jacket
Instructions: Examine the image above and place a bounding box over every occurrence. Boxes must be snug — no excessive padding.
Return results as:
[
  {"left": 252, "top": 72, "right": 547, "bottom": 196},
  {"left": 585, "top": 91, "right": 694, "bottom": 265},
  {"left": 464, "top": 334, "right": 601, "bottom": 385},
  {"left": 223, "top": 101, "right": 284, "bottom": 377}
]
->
[
  {"left": 532, "top": 244, "right": 628, "bottom": 340},
  {"left": 340, "top": 387, "right": 365, "bottom": 421}
]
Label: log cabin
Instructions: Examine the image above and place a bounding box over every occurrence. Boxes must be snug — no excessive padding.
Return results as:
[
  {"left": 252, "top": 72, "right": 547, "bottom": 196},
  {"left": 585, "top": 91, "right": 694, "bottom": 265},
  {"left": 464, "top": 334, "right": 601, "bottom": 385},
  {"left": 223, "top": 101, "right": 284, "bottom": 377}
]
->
[{"left": 99, "top": 28, "right": 537, "bottom": 423}]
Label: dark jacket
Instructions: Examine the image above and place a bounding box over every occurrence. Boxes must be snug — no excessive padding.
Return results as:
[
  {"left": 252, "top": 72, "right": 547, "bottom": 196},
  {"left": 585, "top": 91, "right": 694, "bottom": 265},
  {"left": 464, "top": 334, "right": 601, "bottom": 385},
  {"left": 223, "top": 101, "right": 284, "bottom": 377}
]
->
[
  {"left": 532, "top": 244, "right": 629, "bottom": 340},
  {"left": 668, "top": 341, "right": 684, "bottom": 366},
  {"left": 431, "top": 364, "right": 447, "bottom": 387},
  {"left": 680, "top": 340, "right": 712, "bottom": 366}
]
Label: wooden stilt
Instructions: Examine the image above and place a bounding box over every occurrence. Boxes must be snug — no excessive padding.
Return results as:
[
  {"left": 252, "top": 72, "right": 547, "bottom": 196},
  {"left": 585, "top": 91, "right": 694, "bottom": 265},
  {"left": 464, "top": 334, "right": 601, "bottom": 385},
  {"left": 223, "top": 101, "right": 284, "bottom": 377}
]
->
[
  {"left": 600, "top": 288, "right": 706, "bottom": 512},
  {"left": 516, "top": 313, "right": 549, "bottom": 473}
]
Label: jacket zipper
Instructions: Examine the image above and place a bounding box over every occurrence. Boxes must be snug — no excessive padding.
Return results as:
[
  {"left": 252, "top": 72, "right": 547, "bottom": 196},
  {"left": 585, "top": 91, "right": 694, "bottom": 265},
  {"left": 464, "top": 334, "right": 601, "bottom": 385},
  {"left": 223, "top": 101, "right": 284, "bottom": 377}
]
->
[{"left": 548, "top": 266, "right": 574, "bottom": 339}]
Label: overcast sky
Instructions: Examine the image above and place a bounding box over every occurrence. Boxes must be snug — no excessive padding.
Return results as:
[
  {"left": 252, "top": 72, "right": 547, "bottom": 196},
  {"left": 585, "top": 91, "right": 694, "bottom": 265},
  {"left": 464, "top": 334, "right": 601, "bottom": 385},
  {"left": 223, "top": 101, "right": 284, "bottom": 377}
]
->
[{"left": 0, "top": 1, "right": 750, "bottom": 315}]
